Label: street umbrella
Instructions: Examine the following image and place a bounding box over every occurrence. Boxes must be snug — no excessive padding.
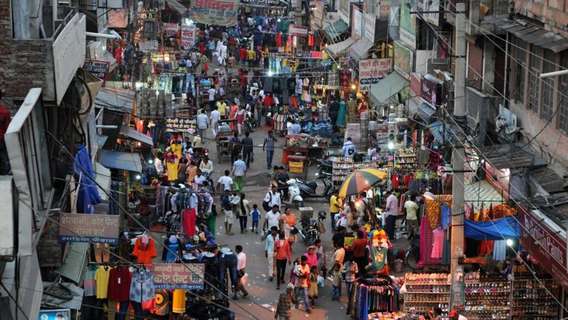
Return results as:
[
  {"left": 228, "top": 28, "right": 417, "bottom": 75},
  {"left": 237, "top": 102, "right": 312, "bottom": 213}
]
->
[{"left": 338, "top": 168, "right": 388, "bottom": 198}]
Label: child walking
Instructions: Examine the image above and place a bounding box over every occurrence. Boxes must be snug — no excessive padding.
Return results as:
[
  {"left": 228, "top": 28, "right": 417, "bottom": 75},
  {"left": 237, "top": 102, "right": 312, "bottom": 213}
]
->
[
  {"left": 251, "top": 204, "right": 260, "bottom": 233},
  {"left": 331, "top": 264, "right": 342, "bottom": 301},
  {"left": 308, "top": 266, "right": 318, "bottom": 306}
]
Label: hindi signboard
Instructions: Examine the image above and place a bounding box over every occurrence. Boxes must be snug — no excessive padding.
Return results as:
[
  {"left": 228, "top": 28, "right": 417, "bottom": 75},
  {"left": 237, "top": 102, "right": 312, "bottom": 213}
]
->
[
  {"left": 359, "top": 58, "right": 392, "bottom": 86},
  {"left": 190, "top": 0, "right": 239, "bottom": 27},
  {"left": 163, "top": 23, "right": 179, "bottom": 37},
  {"left": 166, "top": 118, "right": 196, "bottom": 131},
  {"left": 288, "top": 24, "right": 308, "bottom": 37},
  {"left": 180, "top": 25, "right": 196, "bottom": 49},
  {"left": 152, "top": 263, "right": 205, "bottom": 290},
  {"left": 59, "top": 213, "right": 119, "bottom": 244}
]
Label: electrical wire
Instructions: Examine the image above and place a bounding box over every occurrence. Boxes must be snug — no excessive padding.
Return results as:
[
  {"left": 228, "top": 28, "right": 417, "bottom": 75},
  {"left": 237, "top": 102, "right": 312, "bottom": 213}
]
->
[{"left": 44, "top": 130, "right": 265, "bottom": 320}]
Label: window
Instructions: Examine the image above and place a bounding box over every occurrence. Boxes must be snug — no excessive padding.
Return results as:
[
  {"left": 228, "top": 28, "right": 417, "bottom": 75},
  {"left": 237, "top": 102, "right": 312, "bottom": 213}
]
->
[
  {"left": 511, "top": 37, "right": 526, "bottom": 103},
  {"left": 417, "top": 19, "right": 435, "bottom": 50},
  {"left": 558, "top": 52, "right": 568, "bottom": 133},
  {"left": 527, "top": 46, "right": 542, "bottom": 112},
  {"left": 540, "top": 50, "right": 555, "bottom": 120}
]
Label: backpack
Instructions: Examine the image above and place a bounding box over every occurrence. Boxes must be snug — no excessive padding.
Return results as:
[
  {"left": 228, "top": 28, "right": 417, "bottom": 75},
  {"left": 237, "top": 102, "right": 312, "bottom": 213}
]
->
[{"left": 262, "top": 192, "right": 272, "bottom": 211}]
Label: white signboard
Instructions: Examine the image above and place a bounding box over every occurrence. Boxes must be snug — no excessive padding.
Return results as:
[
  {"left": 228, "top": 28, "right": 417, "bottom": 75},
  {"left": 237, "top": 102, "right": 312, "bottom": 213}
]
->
[
  {"left": 181, "top": 25, "right": 197, "bottom": 49},
  {"left": 359, "top": 58, "right": 392, "bottom": 87}
]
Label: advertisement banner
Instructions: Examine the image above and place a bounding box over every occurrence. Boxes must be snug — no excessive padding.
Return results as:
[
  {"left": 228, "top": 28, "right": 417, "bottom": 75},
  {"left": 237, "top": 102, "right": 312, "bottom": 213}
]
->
[
  {"left": 352, "top": 7, "right": 363, "bottom": 39},
  {"left": 59, "top": 213, "right": 120, "bottom": 244},
  {"left": 83, "top": 60, "right": 110, "bottom": 81},
  {"left": 363, "top": 13, "right": 376, "bottom": 42},
  {"left": 394, "top": 41, "right": 413, "bottom": 79},
  {"left": 152, "top": 263, "right": 205, "bottom": 290},
  {"left": 39, "top": 309, "right": 71, "bottom": 320},
  {"left": 180, "top": 25, "right": 196, "bottom": 49},
  {"left": 190, "top": 0, "right": 239, "bottom": 27},
  {"left": 399, "top": 0, "right": 416, "bottom": 49},
  {"left": 359, "top": 58, "right": 392, "bottom": 85},
  {"left": 519, "top": 207, "right": 568, "bottom": 287},
  {"left": 163, "top": 23, "right": 179, "bottom": 37}
]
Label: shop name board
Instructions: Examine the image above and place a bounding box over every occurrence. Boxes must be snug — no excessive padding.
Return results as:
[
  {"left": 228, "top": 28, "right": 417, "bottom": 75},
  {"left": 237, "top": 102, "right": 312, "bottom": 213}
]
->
[
  {"left": 83, "top": 60, "right": 110, "bottom": 80},
  {"left": 181, "top": 25, "right": 196, "bottom": 49},
  {"left": 166, "top": 118, "right": 195, "bottom": 130},
  {"left": 152, "top": 263, "right": 205, "bottom": 289},
  {"left": 191, "top": 0, "right": 239, "bottom": 27},
  {"left": 288, "top": 24, "right": 308, "bottom": 36},
  {"left": 163, "top": 23, "right": 179, "bottom": 37},
  {"left": 359, "top": 58, "right": 392, "bottom": 85},
  {"left": 520, "top": 208, "right": 568, "bottom": 287},
  {"left": 59, "top": 213, "right": 120, "bottom": 244}
]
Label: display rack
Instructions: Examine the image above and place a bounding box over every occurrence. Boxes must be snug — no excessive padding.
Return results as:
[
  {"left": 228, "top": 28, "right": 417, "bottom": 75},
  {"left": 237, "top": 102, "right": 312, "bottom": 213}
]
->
[
  {"left": 403, "top": 273, "right": 450, "bottom": 316},
  {"left": 331, "top": 158, "right": 380, "bottom": 184},
  {"left": 511, "top": 274, "right": 560, "bottom": 319},
  {"left": 395, "top": 148, "right": 416, "bottom": 169},
  {"left": 464, "top": 272, "right": 511, "bottom": 320}
]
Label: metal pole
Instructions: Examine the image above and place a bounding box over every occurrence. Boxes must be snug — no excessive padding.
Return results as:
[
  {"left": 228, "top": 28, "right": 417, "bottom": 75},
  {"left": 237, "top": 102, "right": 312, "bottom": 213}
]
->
[{"left": 450, "top": 1, "right": 466, "bottom": 310}]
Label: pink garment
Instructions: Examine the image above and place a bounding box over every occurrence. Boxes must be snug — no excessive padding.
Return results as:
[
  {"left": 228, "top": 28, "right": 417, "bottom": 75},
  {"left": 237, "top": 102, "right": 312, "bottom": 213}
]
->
[
  {"left": 417, "top": 216, "right": 441, "bottom": 267},
  {"left": 304, "top": 253, "right": 318, "bottom": 269},
  {"left": 430, "top": 228, "right": 445, "bottom": 259}
]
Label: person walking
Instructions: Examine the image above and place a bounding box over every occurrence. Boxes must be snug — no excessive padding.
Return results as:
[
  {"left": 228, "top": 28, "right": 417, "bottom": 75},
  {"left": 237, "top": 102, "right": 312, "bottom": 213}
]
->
[
  {"left": 263, "top": 185, "right": 282, "bottom": 211},
  {"left": 241, "top": 131, "right": 254, "bottom": 167},
  {"left": 196, "top": 109, "right": 209, "bottom": 139},
  {"left": 210, "top": 107, "right": 221, "bottom": 137},
  {"left": 238, "top": 193, "right": 251, "bottom": 233},
  {"left": 262, "top": 130, "right": 277, "bottom": 170},
  {"left": 329, "top": 192, "right": 341, "bottom": 232},
  {"left": 232, "top": 155, "right": 247, "bottom": 192},
  {"left": 230, "top": 132, "right": 242, "bottom": 164},
  {"left": 235, "top": 245, "right": 249, "bottom": 298},
  {"left": 223, "top": 199, "right": 235, "bottom": 235},
  {"left": 275, "top": 230, "right": 291, "bottom": 290},
  {"left": 384, "top": 191, "right": 399, "bottom": 240},
  {"left": 274, "top": 285, "right": 295, "bottom": 320},
  {"left": 251, "top": 204, "right": 260, "bottom": 233},
  {"left": 265, "top": 226, "right": 278, "bottom": 282},
  {"left": 217, "top": 169, "right": 233, "bottom": 193},
  {"left": 404, "top": 195, "right": 420, "bottom": 239},
  {"left": 296, "top": 255, "right": 311, "bottom": 313}
]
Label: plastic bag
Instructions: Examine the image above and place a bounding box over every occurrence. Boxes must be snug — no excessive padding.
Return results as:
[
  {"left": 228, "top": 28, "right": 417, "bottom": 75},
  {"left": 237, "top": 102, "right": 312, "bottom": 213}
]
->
[{"left": 317, "top": 275, "right": 325, "bottom": 288}]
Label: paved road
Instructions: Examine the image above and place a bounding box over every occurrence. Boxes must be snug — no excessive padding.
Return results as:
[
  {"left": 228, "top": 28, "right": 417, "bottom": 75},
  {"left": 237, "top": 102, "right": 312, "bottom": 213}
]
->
[{"left": 206, "top": 126, "right": 351, "bottom": 320}]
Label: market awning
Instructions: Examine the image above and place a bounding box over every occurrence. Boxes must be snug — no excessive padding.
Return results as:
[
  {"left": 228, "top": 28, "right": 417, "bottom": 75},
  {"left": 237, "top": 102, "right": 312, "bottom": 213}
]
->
[
  {"left": 324, "top": 19, "right": 349, "bottom": 41},
  {"left": 56, "top": 243, "right": 89, "bottom": 284},
  {"left": 99, "top": 150, "right": 142, "bottom": 172},
  {"left": 119, "top": 126, "right": 153, "bottom": 146},
  {"left": 349, "top": 38, "right": 373, "bottom": 61},
  {"left": 325, "top": 37, "right": 356, "bottom": 57},
  {"left": 369, "top": 71, "right": 409, "bottom": 106},
  {"left": 492, "top": 17, "right": 568, "bottom": 53},
  {"left": 465, "top": 217, "right": 520, "bottom": 240},
  {"left": 465, "top": 180, "right": 504, "bottom": 211},
  {"left": 95, "top": 87, "right": 135, "bottom": 113}
]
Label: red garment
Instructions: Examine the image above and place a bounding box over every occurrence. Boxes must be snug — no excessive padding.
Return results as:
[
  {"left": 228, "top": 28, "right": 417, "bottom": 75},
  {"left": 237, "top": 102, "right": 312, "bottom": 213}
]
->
[
  {"left": 289, "top": 95, "right": 299, "bottom": 109},
  {"left": 114, "top": 47, "right": 123, "bottom": 65},
  {"left": 182, "top": 208, "right": 197, "bottom": 237},
  {"left": 275, "top": 32, "right": 283, "bottom": 47},
  {"left": 262, "top": 95, "right": 274, "bottom": 108},
  {"left": 203, "top": 62, "right": 209, "bottom": 74},
  {"left": 391, "top": 174, "right": 400, "bottom": 189},
  {"left": 198, "top": 42, "right": 206, "bottom": 55},
  {"left": 239, "top": 47, "right": 247, "bottom": 61},
  {"left": 108, "top": 266, "right": 132, "bottom": 302},
  {"left": 352, "top": 239, "right": 367, "bottom": 258},
  {"left": 0, "top": 105, "right": 11, "bottom": 141},
  {"left": 275, "top": 239, "right": 291, "bottom": 261},
  {"left": 308, "top": 34, "right": 314, "bottom": 47},
  {"left": 133, "top": 238, "right": 157, "bottom": 265}
]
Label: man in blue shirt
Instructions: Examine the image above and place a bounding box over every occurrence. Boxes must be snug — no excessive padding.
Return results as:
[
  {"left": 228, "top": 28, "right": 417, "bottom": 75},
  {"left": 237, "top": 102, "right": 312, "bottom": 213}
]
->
[
  {"left": 232, "top": 155, "right": 247, "bottom": 192},
  {"left": 262, "top": 130, "right": 277, "bottom": 170}
]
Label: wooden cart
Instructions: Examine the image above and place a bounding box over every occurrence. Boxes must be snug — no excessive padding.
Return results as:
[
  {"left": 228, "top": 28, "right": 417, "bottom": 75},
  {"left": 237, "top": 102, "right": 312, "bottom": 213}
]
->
[{"left": 215, "top": 119, "right": 237, "bottom": 162}]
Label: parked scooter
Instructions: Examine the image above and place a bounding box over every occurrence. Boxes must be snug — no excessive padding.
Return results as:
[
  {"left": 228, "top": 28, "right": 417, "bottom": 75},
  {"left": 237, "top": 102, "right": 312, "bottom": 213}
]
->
[
  {"left": 294, "top": 176, "right": 334, "bottom": 198},
  {"left": 287, "top": 179, "right": 304, "bottom": 208}
]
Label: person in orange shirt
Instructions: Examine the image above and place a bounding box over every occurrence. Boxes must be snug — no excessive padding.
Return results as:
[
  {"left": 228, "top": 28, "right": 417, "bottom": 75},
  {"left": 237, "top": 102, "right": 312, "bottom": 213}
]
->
[
  {"left": 274, "top": 230, "right": 291, "bottom": 290},
  {"left": 296, "top": 255, "right": 311, "bottom": 313}
]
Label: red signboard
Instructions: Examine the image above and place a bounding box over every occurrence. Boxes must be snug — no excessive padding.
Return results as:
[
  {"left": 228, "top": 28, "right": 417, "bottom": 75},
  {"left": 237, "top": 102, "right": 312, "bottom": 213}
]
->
[{"left": 518, "top": 206, "right": 568, "bottom": 287}]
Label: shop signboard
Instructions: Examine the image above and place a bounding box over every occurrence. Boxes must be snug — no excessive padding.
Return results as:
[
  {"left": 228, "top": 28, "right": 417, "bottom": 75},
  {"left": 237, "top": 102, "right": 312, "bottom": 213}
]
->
[
  {"left": 163, "top": 23, "right": 179, "bottom": 37},
  {"left": 416, "top": 0, "right": 439, "bottom": 26},
  {"left": 83, "top": 60, "right": 110, "bottom": 81},
  {"left": 166, "top": 118, "right": 196, "bottom": 130},
  {"left": 394, "top": 41, "right": 413, "bottom": 79},
  {"left": 399, "top": 0, "right": 416, "bottom": 49},
  {"left": 39, "top": 309, "right": 71, "bottom": 320},
  {"left": 363, "top": 13, "right": 375, "bottom": 42},
  {"left": 359, "top": 58, "right": 392, "bottom": 86},
  {"left": 288, "top": 24, "right": 308, "bottom": 37},
  {"left": 421, "top": 76, "right": 438, "bottom": 106},
  {"left": 180, "top": 25, "right": 196, "bottom": 49},
  {"left": 410, "top": 73, "right": 422, "bottom": 96},
  {"left": 352, "top": 7, "right": 363, "bottom": 39},
  {"left": 519, "top": 207, "right": 568, "bottom": 287},
  {"left": 59, "top": 213, "right": 120, "bottom": 244},
  {"left": 190, "top": 0, "right": 239, "bottom": 27},
  {"left": 152, "top": 263, "right": 205, "bottom": 290}
]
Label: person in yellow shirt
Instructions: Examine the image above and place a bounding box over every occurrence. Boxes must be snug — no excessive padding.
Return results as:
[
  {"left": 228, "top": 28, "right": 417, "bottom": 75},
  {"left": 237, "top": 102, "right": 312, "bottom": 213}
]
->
[
  {"left": 217, "top": 100, "right": 227, "bottom": 119},
  {"left": 329, "top": 192, "right": 341, "bottom": 232}
]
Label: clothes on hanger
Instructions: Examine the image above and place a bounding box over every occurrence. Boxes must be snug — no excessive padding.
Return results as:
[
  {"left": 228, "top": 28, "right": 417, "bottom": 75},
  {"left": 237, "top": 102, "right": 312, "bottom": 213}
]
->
[
  {"left": 108, "top": 266, "right": 132, "bottom": 302},
  {"left": 95, "top": 265, "right": 112, "bottom": 299},
  {"left": 132, "top": 235, "right": 157, "bottom": 265}
]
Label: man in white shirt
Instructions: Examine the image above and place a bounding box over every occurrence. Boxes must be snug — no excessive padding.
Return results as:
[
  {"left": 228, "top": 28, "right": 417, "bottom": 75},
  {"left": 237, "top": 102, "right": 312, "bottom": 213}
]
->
[
  {"left": 342, "top": 137, "right": 356, "bottom": 157},
  {"left": 232, "top": 155, "right": 247, "bottom": 192},
  {"left": 265, "top": 205, "right": 281, "bottom": 231},
  {"left": 217, "top": 169, "right": 233, "bottom": 192},
  {"left": 384, "top": 191, "right": 399, "bottom": 240},
  {"left": 210, "top": 108, "right": 220, "bottom": 136},
  {"left": 208, "top": 87, "right": 216, "bottom": 104},
  {"left": 196, "top": 109, "right": 209, "bottom": 139},
  {"left": 154, "top": 152, "right": 164, "bottom": 176},
  {"left": 235, "top": 245, "right": 249, "bottom": 297},
  {"left": 264, "top": 185, "right": 282, "bottom": 209},
  {"left": 404, "top": 195, "right": 419, "bottom": 239}
]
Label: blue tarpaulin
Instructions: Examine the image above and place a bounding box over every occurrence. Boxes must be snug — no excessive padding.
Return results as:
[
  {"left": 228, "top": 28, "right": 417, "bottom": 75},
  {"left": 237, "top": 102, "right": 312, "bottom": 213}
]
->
[
  {"left": 464, "top": 217, "right": 520, "bottom": 240},
  {"left": 74, "top": 145, "right": 101, "bottom": 213}
]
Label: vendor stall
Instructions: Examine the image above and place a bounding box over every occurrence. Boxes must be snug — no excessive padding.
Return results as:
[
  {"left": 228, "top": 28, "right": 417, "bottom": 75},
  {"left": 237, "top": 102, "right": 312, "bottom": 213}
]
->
[{"left": 282, "top": 134, "right": 328, "bottom": 167}]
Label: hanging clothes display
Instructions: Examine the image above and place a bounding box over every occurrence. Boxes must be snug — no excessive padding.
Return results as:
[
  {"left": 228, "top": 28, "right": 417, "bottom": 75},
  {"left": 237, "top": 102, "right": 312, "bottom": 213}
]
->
[
  {"left": 182, "top": 208, "right": 197, "bottom": 237},
  {"left": 172, "top": 288, "right": 186, "bottom": 313},
  {"left": 430, "top": 227, "right": 445, "bottom": 259},
  {"left": 108, "top": 266, "right": 132, "bottom": 302},
  {"left": 129, "top": 269, "right": 155, "bottom": 303},
  {"left": 95, "top": 265, "right": 111, "bottom": 299},
  {"left": 132, "top": 235, "right": 157, "bottom": 265},
  {"left": 349, "top": 278, "right": 400, "bottom": 320}
]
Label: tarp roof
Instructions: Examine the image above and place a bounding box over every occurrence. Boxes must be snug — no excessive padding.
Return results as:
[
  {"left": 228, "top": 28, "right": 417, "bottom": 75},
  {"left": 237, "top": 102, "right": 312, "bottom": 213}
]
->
[
  {"left": 349, "top": 38, "right": 374, "bottom": 61},
  {"left": 119, "top": 126, "right": 153, "bottom": 146},
  {"left": 99, "top": 150, "right": 142, "bottom": 172},
  {"left": 491, "top": 16, "right": 568, "bottom": 53},
  {"left": 326, "top": 37, "right": 356, "bottom": 57},
  {"left": 370, "top": 71, "right": 409, "bottom": 105},
  {"left": 95, "top": 87, "right": 135, "bottom": 113}
]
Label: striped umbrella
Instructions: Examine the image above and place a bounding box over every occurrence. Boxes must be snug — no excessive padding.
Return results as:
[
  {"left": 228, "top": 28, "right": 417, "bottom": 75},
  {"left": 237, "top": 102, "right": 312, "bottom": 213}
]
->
[{"left": 338, "top": 168, "right": 388, "bottom": 199}]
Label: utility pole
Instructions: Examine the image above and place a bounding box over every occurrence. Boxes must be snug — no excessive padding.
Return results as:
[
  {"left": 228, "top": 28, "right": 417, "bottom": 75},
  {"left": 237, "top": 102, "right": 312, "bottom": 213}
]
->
[{"left": 450, "top": 1, "right": 466, "bottom": 310}]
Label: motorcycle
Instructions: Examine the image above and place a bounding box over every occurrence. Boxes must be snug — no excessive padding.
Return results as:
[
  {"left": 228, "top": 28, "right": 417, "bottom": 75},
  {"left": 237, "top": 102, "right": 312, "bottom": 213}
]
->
[
  {"left": 294, "top": 176, "right": 334, "bottom": 198},
  {"left": 299, "top": 211, "right": 326, "bottom": 246},
  {"left": 287, "top": 179, "right": 304, "bottom": 208},
  {"left": 244, "top": 110, "right": 257, "bottom": 132}
]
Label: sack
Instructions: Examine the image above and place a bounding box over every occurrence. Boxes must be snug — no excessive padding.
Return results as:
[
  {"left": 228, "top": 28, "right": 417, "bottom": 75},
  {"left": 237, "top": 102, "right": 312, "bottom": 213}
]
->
[{"left": 262, "top": 192, "right": 272, "bottom": 211}]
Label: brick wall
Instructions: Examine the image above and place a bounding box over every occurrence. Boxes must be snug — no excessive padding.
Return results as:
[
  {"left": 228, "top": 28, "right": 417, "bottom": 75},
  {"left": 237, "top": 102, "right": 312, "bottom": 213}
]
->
[{"left": 0, "top": 0, "right": 56, "bottom": 108}]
